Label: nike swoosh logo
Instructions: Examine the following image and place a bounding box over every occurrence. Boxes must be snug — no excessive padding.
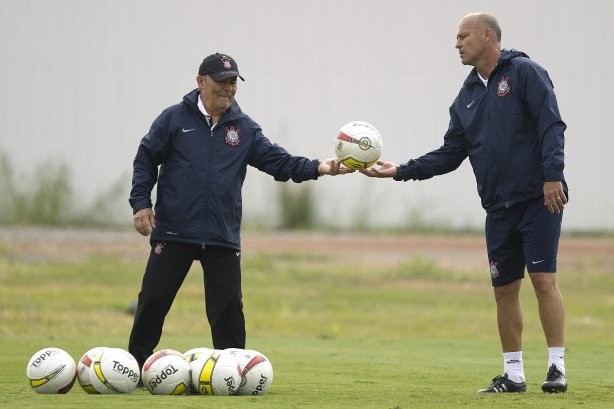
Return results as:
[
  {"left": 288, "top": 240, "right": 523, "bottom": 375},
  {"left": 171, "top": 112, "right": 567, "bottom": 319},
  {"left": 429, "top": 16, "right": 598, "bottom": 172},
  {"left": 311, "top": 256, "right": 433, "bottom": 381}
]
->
[
  {"left": 466, "top": 100, "right": 475, "bottom": 108},
  {"left": 531, "top": 260, "right": 545, "bottom": 264},
  {"left": 236, "top": 251, "right": 241, "bottom": 256},
  {"left": 182, "top": 128, "right": 196, "bottom": 133}
]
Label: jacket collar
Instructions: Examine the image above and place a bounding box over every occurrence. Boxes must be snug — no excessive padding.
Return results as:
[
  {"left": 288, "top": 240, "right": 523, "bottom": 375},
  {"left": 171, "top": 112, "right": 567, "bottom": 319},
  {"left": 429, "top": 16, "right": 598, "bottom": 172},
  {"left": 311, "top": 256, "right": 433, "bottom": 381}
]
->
[
  {"left": 183, "top": 88, "right": 244, "bottom": 123},
  {"left": 463, "top": 49, "right": 530, "bottom": 87}
]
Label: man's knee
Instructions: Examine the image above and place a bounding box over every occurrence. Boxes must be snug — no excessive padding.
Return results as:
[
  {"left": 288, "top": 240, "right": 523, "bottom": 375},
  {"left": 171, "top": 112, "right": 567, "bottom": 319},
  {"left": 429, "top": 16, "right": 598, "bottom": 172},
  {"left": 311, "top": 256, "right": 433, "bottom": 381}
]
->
[{"left": 529, "top": 272, "right": 558, "bottom": 296}]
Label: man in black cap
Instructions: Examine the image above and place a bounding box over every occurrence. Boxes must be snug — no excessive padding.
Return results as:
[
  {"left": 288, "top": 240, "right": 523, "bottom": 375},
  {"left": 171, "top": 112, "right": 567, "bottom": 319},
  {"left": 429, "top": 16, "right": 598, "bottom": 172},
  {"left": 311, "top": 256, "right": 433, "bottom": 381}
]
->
[{"left": 128, "top": 52, "right": 350, "bottom": 370}]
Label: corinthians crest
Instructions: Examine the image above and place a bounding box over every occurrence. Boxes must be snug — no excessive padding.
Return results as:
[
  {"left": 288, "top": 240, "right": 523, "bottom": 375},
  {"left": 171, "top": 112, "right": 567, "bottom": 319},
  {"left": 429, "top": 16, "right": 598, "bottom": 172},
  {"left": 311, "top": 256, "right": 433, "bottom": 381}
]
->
[
  {"left": 497, "top": 76, "right": 511, "bottom": 97},
  {"left": 154, "top": 241, "right": 166, "bottom": 255},
  {"left": 225, "top": 125, "right": 240, "bottom": 146},
  {"left": 489, "top": 260, "right": 500, "bottom": 279}
]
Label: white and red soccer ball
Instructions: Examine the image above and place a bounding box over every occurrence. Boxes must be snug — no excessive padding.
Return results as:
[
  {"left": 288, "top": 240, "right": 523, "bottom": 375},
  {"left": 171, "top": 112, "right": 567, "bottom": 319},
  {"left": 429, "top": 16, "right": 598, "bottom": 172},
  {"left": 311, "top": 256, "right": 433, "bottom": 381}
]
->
[
  {"left": 335, "top": 120, "right": 383, "bottom": 169},
  {"left": 142, "top": 349, "right": 191, "bottom": 395},
  {"left": 226, "top": 348, "right": 274, "bottom": 395},
  {"left": 76, "top": 346, "right": 107, "bottom": 394}
]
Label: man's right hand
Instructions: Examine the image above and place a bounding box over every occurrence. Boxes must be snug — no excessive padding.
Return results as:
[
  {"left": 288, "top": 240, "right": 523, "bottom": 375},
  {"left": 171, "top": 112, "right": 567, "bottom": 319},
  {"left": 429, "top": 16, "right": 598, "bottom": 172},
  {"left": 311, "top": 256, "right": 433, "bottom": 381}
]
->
[{"left": 133, "top": 208, "right": 155, "bottom": 236}]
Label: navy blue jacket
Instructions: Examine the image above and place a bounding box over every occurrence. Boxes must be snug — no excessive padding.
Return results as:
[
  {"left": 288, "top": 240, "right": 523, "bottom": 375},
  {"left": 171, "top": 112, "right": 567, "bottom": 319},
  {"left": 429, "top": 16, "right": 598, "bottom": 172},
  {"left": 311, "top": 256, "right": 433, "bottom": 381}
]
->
[
  {"left": 129, "top": 89, "right": 320, "bottom": 249},
  {"left": 396, "top": 49, "right": 567, "bottom": 211}
]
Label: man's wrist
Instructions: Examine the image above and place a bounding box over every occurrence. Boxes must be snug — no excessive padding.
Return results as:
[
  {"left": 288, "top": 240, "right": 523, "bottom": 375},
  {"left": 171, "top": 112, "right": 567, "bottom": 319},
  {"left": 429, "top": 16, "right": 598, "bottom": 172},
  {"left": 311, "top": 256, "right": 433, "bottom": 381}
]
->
[{"left": 317, "top": 161, "right": 325, "bottom": 177}]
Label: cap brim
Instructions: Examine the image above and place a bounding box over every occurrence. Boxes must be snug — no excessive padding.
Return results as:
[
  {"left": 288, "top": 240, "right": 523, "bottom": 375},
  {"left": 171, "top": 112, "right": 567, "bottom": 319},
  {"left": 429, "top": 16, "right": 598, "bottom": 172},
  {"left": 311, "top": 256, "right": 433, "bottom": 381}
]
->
[{"left": 209, "top": 71, "right": 245, "bottom": 81}]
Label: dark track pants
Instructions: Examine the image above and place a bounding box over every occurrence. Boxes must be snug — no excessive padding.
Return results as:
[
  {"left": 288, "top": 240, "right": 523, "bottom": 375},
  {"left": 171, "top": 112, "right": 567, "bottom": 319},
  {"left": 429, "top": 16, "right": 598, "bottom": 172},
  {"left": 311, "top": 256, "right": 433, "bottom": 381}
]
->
[{"left": 128, "top": 241, "right": 245, "bottom": 368}]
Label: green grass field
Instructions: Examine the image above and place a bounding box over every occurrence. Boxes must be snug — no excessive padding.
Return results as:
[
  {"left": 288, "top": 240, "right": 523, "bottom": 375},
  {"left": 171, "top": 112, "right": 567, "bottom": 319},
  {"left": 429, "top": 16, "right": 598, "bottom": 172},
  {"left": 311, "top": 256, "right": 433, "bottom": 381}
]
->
[{"left": 1, "top": 231, "right": 613, "bottom": 408}]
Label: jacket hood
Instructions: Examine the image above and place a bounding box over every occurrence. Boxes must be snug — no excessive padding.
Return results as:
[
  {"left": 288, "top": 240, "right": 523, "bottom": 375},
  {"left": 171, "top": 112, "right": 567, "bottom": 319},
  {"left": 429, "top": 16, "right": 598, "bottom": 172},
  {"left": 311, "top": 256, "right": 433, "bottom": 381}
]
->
[
  {"left": 499, "top": 48, "right": 529, "bottom": 64},
  {"left": 183, "top": 88, "right": 200, "bottom": 108}
]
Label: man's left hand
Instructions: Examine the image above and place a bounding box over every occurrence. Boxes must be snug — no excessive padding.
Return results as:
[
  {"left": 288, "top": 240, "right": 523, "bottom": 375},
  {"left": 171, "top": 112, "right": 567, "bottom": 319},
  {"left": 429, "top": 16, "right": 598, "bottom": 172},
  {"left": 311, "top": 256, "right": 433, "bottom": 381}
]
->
[{"left": 543, "top": 181, "right": 567, "bottom": 214}]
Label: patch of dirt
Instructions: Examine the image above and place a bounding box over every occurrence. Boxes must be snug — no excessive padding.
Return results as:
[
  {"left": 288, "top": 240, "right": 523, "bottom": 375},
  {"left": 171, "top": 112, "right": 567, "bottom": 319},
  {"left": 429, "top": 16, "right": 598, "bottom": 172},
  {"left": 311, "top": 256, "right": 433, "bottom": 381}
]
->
[{"left": 0, "top": 228, "right": 612, "bottom": 273}]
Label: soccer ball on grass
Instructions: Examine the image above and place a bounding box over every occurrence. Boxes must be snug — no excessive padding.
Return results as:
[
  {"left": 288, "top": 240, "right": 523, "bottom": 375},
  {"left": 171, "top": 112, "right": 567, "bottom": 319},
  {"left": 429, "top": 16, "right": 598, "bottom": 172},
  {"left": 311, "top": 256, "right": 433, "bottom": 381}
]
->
[
  {"left": 142, "top": 349, "right": 191, "bottom": 395},
  {"left": 226, "top": 348, "right": 274, "bottom": 395},
  {"left": 76, "top": 346, "right": 107, "bottom": 394},
  {"left": 190, "top": 349, "right": 241, "bottom": 395},
  {"left": 183, "top": 347, "right": 217, "bottom": 363},
  {"left": 184, "top": 347, "right": 217, "bottom": 394},
  {"left": 89, "top": 347, "right": 140, "bottom": 394},
  {"left": 26, "top": 347, "right": 77, "bottom": 394}
]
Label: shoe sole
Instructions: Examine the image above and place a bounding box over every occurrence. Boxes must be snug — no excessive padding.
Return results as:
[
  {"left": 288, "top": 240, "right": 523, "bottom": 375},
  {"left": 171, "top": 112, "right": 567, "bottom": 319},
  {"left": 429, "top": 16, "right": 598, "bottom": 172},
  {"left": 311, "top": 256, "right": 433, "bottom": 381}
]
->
[
  {"left": 478, "top": 386, "right": 527, "bottom": 393},
  {"left": 541, "top": 385, "right": 567, "bottom": 393},
  {"left": 477, "top": 390, "right": 526, "bottom": 393}
]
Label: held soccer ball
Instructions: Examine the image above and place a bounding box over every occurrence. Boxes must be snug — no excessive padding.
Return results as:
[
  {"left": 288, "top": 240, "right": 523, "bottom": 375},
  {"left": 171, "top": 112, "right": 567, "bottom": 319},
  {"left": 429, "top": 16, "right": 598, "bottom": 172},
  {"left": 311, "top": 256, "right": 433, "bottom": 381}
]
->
[
  {"left": 26, "top": 347, "right": 77, "bottom": 394},
  {"left": 226, "top": 348, "right": 274, "bottom": 396},
  {"left": 77, "top": 347, "right": 107, "bottom": 394},
  {"left": 190, "top": 349, "right": 241, "bottom": 395},
  {"left": 89, "top": 347, "right": 140, "bottom": 394},
  {"left": 335, "top": 121, "right": 383, "bottom": 169},
  {"left": 142, "top": 349, "right": 191, "bottom": 395}
]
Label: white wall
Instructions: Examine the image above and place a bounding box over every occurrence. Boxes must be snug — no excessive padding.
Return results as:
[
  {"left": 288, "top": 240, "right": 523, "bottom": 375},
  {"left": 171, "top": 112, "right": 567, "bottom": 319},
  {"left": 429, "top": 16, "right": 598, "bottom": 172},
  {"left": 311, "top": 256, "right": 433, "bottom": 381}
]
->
[{"left": 1, "top": 0, "right": 612, "bottom": 231}]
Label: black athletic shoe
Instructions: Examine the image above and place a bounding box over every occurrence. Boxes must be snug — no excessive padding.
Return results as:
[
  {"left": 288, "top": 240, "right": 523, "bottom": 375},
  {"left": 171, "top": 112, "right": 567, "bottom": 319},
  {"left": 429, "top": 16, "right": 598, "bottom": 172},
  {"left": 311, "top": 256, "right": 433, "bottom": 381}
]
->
[
  {"left": 477, "top": 373, "right": 527, "bottom": 393},
  {"left": 541, "top": 364, "right": 567, "bottom": 393}
]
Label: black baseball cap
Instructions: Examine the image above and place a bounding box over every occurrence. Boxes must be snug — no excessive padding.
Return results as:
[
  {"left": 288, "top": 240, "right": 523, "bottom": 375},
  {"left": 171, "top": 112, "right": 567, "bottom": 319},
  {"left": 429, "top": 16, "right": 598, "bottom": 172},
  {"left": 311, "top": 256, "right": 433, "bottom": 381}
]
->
[{"left": 198, "top": 53, "right": 245, "bottom": 81}]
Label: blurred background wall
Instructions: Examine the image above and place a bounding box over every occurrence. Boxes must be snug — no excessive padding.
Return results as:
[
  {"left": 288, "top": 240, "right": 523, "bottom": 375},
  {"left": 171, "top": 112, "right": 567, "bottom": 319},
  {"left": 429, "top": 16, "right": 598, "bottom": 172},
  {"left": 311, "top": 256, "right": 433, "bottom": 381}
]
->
[{"left": 1, "top": 0, "right": 612, "bottom": 231}]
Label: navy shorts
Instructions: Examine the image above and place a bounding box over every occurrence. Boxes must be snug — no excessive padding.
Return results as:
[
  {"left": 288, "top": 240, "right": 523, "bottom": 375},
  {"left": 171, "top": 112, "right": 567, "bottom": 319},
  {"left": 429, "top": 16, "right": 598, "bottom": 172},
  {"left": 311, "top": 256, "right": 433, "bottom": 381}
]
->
[{"left": 485, "top": 196, "right": 563, "bottom": 287}]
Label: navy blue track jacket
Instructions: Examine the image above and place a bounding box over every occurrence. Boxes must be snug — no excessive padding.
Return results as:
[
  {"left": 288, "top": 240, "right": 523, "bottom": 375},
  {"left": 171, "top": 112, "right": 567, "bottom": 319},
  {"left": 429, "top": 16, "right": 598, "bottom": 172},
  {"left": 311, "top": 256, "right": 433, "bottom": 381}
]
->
[
  {"left": 396, "top": 49, "right": 567, "bottom": 211},
  {"left": 129, "top": 89, "right": 320, "bottom": 250}
]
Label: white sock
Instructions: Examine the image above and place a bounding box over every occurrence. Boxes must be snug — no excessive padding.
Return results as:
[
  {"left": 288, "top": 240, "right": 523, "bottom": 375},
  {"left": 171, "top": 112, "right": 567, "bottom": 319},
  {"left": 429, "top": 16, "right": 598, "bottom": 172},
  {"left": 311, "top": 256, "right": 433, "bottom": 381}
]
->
[
  {"left": 503, "top": 351, "right": 525, "bottom": 383},
  {"left": 548, "top": 347, "right": 565, "bottom": 374}
]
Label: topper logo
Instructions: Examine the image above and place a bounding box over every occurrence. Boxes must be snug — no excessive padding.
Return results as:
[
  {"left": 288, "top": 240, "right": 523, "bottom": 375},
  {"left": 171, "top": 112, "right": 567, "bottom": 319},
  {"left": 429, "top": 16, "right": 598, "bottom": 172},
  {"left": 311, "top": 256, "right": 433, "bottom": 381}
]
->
[
  {"left": 148, "top": 365, "right": 180, "bottom": 389},
  {"left": 112, "top": 360, "right": 139, "bottom": 381},
  {"left": 251, "top": 374, "right": 269, "bottom": 395},
  {"left": 30, "top": 351, "right": 55, "bottom": 368}
]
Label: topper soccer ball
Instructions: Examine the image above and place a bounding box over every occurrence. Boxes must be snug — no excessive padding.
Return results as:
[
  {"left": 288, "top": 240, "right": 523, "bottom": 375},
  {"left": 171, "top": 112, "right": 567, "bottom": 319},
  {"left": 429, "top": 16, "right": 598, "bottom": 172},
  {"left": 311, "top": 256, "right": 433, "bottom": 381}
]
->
[
  {"left": 190, "top": 349, "right": 241, "bottom": 395},
  {"left": 142, "top": 349, "right": 191, "bottom": 395},
  {"left": 183, "top": 347, "right": 217, "bottom": 363},
  {"left": 77, "top": 347, "right": 107, "bottom": 394},
  {"left": 184, "top": 348, "right": 217, "bottom": 394},
  {"left": 89, "top": 347, "right": 140, "bottom": 394},
  {"left": 26, "top": 347, "right": 77, "bottom": 394},
  {"left": 226, "top": 348, "right": 274, "bottom": 396},
  {"left": 335, "top": 121, "right": 383, "bottom": 169}
]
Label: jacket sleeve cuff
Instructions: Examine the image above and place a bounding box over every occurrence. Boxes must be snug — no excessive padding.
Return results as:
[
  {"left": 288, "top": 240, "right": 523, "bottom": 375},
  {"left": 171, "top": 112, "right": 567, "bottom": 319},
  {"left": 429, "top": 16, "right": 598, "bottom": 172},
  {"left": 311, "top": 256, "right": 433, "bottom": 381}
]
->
[
  {"left": 543, "top": 170, "right": 565, "bottom": 182},
  {"left": 393, "top": 161, "right": 415, "bottom": 181},
  {"left": 310, "top": 159, "right": 321, "bottom": 179},
  {"left": 130, "top": 199, "right": 153, "bottom": 215}
]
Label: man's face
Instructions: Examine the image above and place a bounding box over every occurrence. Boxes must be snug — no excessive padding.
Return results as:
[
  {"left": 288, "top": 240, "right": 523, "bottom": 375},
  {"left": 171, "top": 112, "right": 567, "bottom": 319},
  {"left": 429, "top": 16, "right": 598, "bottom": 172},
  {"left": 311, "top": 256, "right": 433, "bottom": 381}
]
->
[
  {"left": 455, "top": 16, "right": 486, "bottom": 67},
  {"left": 197, "top": 75, "right": 237, "bottom": 115}
]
